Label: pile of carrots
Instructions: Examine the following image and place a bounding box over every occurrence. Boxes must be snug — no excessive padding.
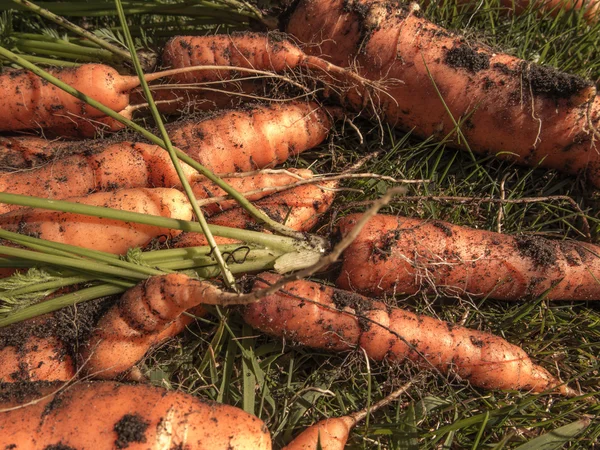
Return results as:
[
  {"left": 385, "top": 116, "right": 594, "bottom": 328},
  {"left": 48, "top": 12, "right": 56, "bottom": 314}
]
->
[{"left": 0, "top": 0, "right": 598, "bottom": 447}]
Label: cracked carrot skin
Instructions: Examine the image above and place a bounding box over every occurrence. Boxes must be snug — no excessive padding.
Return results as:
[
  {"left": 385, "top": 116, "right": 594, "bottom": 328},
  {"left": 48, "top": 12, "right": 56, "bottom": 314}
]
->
[
  {"left": 286, "top": 0, "right": 600, "bottom": 186},
  {"left": 244, "top": 273, "right": 572, "bottom": 394},
  {"left": 0, "top": 187, "right": 193, "bottom": 255},
  {"left": 81, "top": 274, "right": 212, "bottom": 379},
  {"left": 0, "top": 381, "right": 272, "bottom": 450},
  {"left": 336, "top": 214, "right": 600, "bottom": 301}
]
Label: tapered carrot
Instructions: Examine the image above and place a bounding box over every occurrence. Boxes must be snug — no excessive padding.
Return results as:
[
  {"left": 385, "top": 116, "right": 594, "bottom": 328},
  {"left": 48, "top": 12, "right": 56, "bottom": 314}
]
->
[
  {"left": 336, "top": 214, "right": 600, "bottom": 301},
  {"left": 193, "top": 168, "right": 313, "bottom": 216},
  {"left": 174, "top": 179, "right": 337, "bottom": 248},
  {"left": 0, "top": 188, "right": 193, "bottom": 254},
  {"left": 244, "top": 273, "right": 575, "bottom": 395},
  {"left": 285, "top": 0, "right": 600, "bottom": 186},
  {"left": 284, "top": 383, "right": 412, "bottom": 450}
]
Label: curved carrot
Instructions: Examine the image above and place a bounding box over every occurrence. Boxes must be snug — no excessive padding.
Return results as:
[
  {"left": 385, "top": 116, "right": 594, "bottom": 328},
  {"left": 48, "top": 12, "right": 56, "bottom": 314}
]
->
[
  {"left": 174, "top": 178, "right": 337, "bottom": 247},
  {"left": 244, "top": 273, "right": 575, "bottom": 395},
  {"left": 81, "top": 274, "right": 214, "bottom": 379}
]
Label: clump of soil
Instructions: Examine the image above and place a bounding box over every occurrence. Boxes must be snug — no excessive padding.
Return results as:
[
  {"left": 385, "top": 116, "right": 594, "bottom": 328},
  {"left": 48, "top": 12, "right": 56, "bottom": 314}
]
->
[
  {"left": 522, "top": 62, "right": 592, "bottom": 100},
  {"left": 445, "top": 44, "right": 490, "bottom": 73},
  {"left": 114, "top": 414, "right": 150, "bottom": 449},
  {"left": 515, "top": 235, "right": 558, "bottom": 267}
]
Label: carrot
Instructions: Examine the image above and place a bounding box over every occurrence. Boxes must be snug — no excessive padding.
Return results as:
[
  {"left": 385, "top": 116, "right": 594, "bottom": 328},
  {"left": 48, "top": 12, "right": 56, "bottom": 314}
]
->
[
  {"left": 283, "top": 383, "right": 411, "bottom": 450},
  {"left": 0, "top": 62, "right": 254, "bottom": 132},
  {"left": 0, "top": 102, "right": 331, "bottom": 214},
  {"left": 174, "top": 179, "right": 337, "bottom": 247},
  {"left": 44, "top": 104, "right": 136, "bottom": 139},
  {"left": 162, "top": 33, "right": 370, "bottom": 90},
  {"left": 336, "top": 213, "right": 600, "bottom": 301},
  {"left": 192, "top": 168, "right": 313, "bottom": 216},
  {"left": 81, "top": 274, "right": 215, "bottom": 379},
  {"left": 0, "top": 187, "right": 192, "bottom": 254},
  {"left": 454, "top": 0, "right": 600, "bottom": 23},
  {"left": 244, "top": 273, "right": 575, "bottom": 395},
  {"left": 0, "top": 381, "right": 272, "bottom": 449},
  {"left": 285, "top": 0, "right": 600, "bottom": 186},
  {"left": 166, "top": 101, "right": 332, "bottom": 174}
]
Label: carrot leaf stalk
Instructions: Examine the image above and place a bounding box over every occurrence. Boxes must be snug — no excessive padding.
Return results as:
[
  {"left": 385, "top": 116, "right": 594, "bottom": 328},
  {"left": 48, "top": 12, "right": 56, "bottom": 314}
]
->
[
  {"left": 11, "top": 0, "right": 133, "bottom": 62},
  {"left": 114, "top": 0, "right": 236, "bottom": 291}
]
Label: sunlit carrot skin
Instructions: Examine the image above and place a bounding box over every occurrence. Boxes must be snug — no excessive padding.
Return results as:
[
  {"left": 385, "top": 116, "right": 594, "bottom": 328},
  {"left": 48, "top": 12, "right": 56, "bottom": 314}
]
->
[
  {"left": 167, "top": 102, "right": 332, "bottom": 174},
  {"left": 162, "top": 33, "right": 322, "bottom": 83},
  {"left": 174, "top": 179, "right": 337, "bottom": 248},
  {"left": 286, "top": 0, "right": 600, "bottom": 186},
  {"left": 0, "top": 64, "right": 133, "bottom": 132},
  {"left": 283, "top": 417, "right": 354, "bottom": 450},
  {"left": 0, "top": 381, "right": 272, "bottom": 450},
  {"left": 0, "top": 103, "right": 331, "bottom": 215},
  {"left": 0, "top": 188, "right": 193, "bottom": 255},
  {"left": 336, "top": 214, "right": 600, "bottom": 301},
  {"left": 193, "top": 168, "right": 313, "bottom": 216},
  {"left": 244, "top": 273, "right": 572, "bottom": 394}
]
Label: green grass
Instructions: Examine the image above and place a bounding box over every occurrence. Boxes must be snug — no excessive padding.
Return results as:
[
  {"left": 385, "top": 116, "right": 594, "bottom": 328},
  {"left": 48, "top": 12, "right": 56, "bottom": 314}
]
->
[{"left": 3, "top": 0, "right": 600, "bottom": 448}]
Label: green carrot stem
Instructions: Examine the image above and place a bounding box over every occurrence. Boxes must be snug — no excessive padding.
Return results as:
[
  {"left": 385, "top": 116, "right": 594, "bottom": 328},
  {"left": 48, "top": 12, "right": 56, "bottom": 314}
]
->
[
  {"left": 0, "top": 192, "right": 317, "bottom": 253},
  {"left": 0, "top": 252, "right": 280, "bottom": 327},
  {"left": 11, "top": 0, "right": 133, "bottom": 61},
  {"left": 11, "top": 45, "right": 101, "bottom": 63},
  {"left": 0, "top": 283, "right": 130, "bottom": 327},
  {"left": 0, "top": 229, "right": 165, "bottom": 277},
  {"left": 0, "top": 53, "right": 80, "bottom": 67},
  {"left": 15, "top": 39, "right": 116, "bottom": 60},
  {"left": 0, "top": 246, "right": 148, "bottom": 281},
  {"left": 0, "top": 46, "right": 310, "bottom": 242},
  {"left": 115, "top": 0, "right": 236, "bottom": 291},
  {"left": 6, "top": 275, "right": 92, "bottom": 297}
]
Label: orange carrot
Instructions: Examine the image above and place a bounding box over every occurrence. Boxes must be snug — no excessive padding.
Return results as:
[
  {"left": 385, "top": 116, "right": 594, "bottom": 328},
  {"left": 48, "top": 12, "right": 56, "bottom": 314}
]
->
[
  {"left": 0, "top": 136, "right": 85, "bottom": 169},
  {"left": 192, "top": 168, "right": 313, "bottom": 216},
  {"left": 0, "top": 62, "right": 253, "bottom": 132},
  {"left": 284, "top": 383, "right": 411, "bottom": 450},
  {"left": 285, "top": 0, "right": 600, "bottom": 186},
  {"left": 244, "top": 273, "right": 574, "bottom": 395},
  {"left": 81, "top": 274, "right": 216, "bottom": 379},
  {"left": 336, "top": 213, "right": 600, "bottom": 301},
  {"left": 0, "top": 187, "right": 192, "bottom": 254},
  {"left": 0, "top": 381, "right": 272, "bottom": 449},
  {"left": 174, "top": 179, "right": 337, "bottom": 247},
  {"left": 166, "top": 101, "right": 332, "bottom": 174},
  {"left": 162, "top": 33, "right": 369, "bottom": 89},
  {"left": 0, "top": 102, "right": 331, "bottom": 214}
]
